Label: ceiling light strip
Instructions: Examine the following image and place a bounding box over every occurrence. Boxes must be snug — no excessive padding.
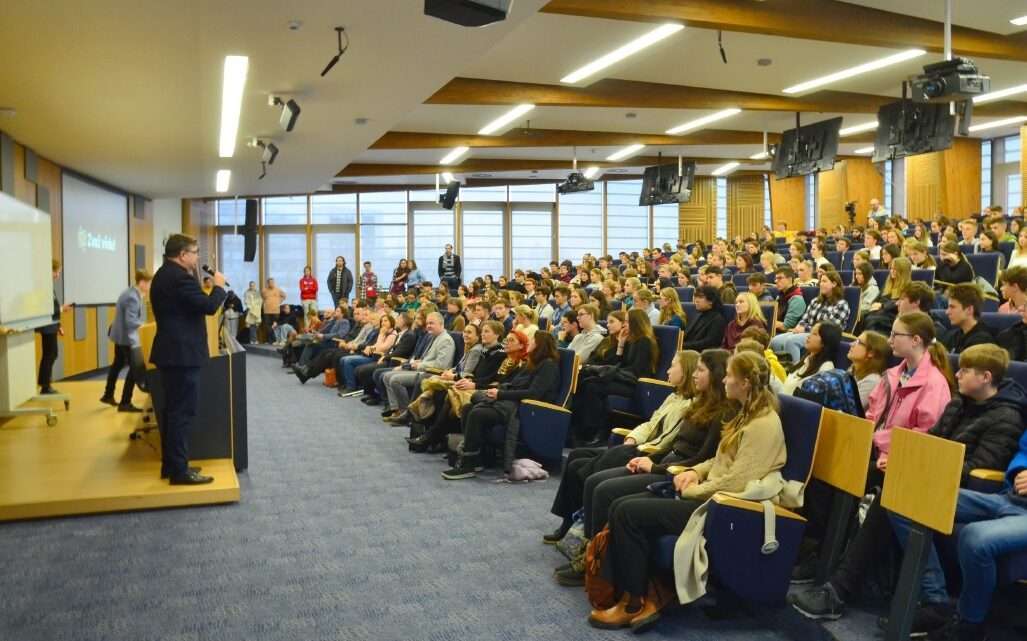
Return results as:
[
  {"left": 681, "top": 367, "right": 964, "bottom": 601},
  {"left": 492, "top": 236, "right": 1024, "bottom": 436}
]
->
[
  {"left": 478, "top": 104, "right": 535, "bottom": 135},
  {"left": 967, "top": 116, "right": 1027, "bottom": 133},
  {"left": 218, "top": 55, "right": 249, "bottom": 158},
  {"left": 215, "top": 169, "right": 231, "bottom": 192},
  {"left": 561, "top": 23, "right": 684, "bottom": 84},
  {"left": 583, "top": 166, "right": 600, "bottom": 179},
  {"left": 749, "top": 151, "right": 770, "bottom": 160},
  {"left": 839, "top": 121, "right": 879, "bottom": 136},
  {"left": 1011, "top": 16, "right": 1027, "bottom": 26},
  {"left": 973, "top": 83, "right": 1027, "bottom": 104},
  {"left": 441, "top": 172, "right": 455, "bottom": 183},
  {"left": 854, "top": 146, "right": 875, "bottom": 155},
  {"left": 666, "top": 108, "right": 742, "bottom": 135},
  {"left": 711, "top": 161, "right": 740, "bottom": 176},
  {"left": 606, "top": 144, "right": 645, "bottom": 161},
  {"left": 782, "top": 48, "right": 926, "bottom": 95},
  {"left": 439, "top": 146, "right": 470, "bottom": 165}
]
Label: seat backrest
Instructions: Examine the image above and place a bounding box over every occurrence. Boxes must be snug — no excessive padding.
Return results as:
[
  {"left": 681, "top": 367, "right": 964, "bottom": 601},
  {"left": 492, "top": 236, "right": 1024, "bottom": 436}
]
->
[
  {"left": 981, "top": 298, "right": 1000, "bottom": 313},
  {"left": 840, "top": 250, "right": 855, "bottom": 272},
  {"left": 721, "top": 304, "right": 737, "bottom": 325},
  {"left": 732, "top": 273, "right": 751, "bottom": 288},
  {"left": 1007, "top": 361, "right": 1027, "bottom": 393},
  {"left": 838, "top": 269, "right": 853, "bottom": 285},
  {"left": 556, "top": 348, "right": 579, "bottom": 407},
  {"left": 675, "top": 286, "right": 694, "bottom": 302},
  {"left": 842, "top": 287, "right": 861, "bottom": 332},
  {"left": 759, "top": 302, "right": 778, "bottom": 336},
  {"left": 777, "top": 395, "right": 823, "bottom": 484},
  {"left": 968, "top": 252, "right": 1000, "bottom": 286},
  {"left": 538, "top": 316, "right": 549, "bottom": 330},
  {"left": 911, "top": 269, "right": 935, "bottom": 286},
  {"left": 652, "top": 325, "right": 683, "bottom": 379},
  {"left": 981, "top": 312, "right": 1021, "bottom": 335},
  {"left": 835, "top": 340, "right": 852, "bottom": 371},
  {"left": 448, "top": 331, "right": 464, "bottom": 366},
  {"left": 998, "top": 241, "right": 1015, "bottom": 267},
  {"left": 931, "top": 309, "right": 951, "bottom": 331},
  {"left": 824, "top": 251, "right": 842, "bottom": 269},
  {"left": 873, "top": 269, "right": 890, "bottom": 289},
  {"left": 800, "top": 286, "right": 819, "bottom": 305},
  {"left": 681, "top": 302, "right": 698, "bottom": 326},
  {"left": 608, "top": 299, "right": 622, "bottom": 311}
]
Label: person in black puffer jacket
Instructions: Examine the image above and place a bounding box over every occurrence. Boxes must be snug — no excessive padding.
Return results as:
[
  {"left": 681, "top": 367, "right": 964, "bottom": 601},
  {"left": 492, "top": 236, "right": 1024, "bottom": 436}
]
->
[{"left": 683, "top": 285, "right": 727, "bottom": 351}]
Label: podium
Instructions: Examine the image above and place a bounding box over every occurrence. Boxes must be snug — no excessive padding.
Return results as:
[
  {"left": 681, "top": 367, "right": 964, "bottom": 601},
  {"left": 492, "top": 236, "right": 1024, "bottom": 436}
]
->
[{"left": 139, "top": 317, "right": 248, "bottom": 472}]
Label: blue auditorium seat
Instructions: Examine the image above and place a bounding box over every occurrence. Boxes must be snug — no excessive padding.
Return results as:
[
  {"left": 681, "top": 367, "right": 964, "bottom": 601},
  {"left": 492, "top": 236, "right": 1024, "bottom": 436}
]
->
[
  {"left": 675, "top": 287, "right": 694, "bottom": 303},
  {"left": 911, "top": 269, "right": 935, "bottom": 287},
  {"left": 968, "top": 253, "right": 1001, "bottom": 287},
  {"left": 842, "top": 286, "right": 861, "bottom": 332},
  {"left": 981, "top": 313, "right": 1021, "bottom": 335},
  {"left": 874, "top": 269, "right": 890, "bottom": 289}
]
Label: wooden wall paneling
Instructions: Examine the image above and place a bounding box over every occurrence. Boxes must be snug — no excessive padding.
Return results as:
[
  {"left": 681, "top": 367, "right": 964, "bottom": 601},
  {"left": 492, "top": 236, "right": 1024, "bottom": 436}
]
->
[
  {"left": 11, "top": 142, "right": 35, "bottom": 206},
  {"left": 817, "top": 163, "right": 847, "bottom": 230},
  {"left": 679, "top": 176, "right": 716, "bottom": 244},
  {"left": 942, "top": 138, "right": 981, "bottom": 220},
  {"left": 1022, "top": 126, "right": 1027, "bottom": 212},
  {"left": 727, "top": 174, "right": 764, "bottom": 239},
  {"left": 905, "top": 150, "right": 945, "bottom": 219},
  {"left": 60, "top": 307, "right": 98, "bottom": 377},
  {"left": 769, "top": 175, "right": 805, "bottom": 232},
  {"left": 843, "top": 158, "right": 885, "bottom": 226}
]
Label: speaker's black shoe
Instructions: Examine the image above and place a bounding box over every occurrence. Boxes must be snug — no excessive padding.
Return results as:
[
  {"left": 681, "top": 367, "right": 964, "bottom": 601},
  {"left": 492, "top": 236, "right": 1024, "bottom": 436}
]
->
[
  {"left": 99, "top": 395, "right": 118, "bottom": 406},
  {"left": 161, "top": 466, "right": 201, "bottom": 480},
  {"left": 118, "top": 404, "right": 143, "bottom": 413},
  {"left": 169, "top": 471, "right": 214, "bottom": 485},
  {"left": 40, "top": 387, "right": 60, "bottom": 395},
  {"left": 292, "top": 366, "right": 310, "bottom": 384}
]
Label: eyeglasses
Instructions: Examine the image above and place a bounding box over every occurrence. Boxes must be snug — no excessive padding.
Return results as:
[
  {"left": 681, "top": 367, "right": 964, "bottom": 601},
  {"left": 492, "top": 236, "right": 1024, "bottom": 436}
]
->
[{"left": 889, "top": 331, "right": 914, "bottom": 339}]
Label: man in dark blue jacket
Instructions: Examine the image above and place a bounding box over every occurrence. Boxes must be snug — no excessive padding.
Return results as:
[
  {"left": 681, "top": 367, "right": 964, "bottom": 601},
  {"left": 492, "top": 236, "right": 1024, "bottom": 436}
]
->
[{"left": 149, "top": 234, "right": 227, "bottom": 485}]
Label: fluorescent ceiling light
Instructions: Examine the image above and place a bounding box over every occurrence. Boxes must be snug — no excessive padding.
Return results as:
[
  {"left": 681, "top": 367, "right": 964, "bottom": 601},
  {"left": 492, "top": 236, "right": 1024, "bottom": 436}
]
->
[
  {"left": 478, "top": 104, "right": 535, "bottom": 135},
  {"left": 973, "top": 83, "right": 1027, "bottom": 104},
  {"left": 441, "top": 172, "right": 455, "bottom": 183},
  {"left": 583, "top": 166, "right": 600, "bottom": 179},
  {"left": 666, "top": 108, "right": 742, "bottom": 135},
  {"left": 561, "top": 23, "right": 684, "bottom": 84},
  {"left": 606, "top": 144, "right": 645, "bottom": 161},
  {"left": 967, "top": 115, "right": 1027, "bottom": 133},
  {"left": 854, "top": 146, "right": 875, "bottom": 155},
  {"left": 1011, "top": 15, "right": 1027, "bottom": 26},
  {"left": 782, "top": 49, "right": 926, "bottom": 95},
  {"left": 218, "top": 55, "right": 249, "bottom": 158},
  {"left": 439, "top": 146, "right": 470, "bottom": 165},
  {"left": 840, "top": 121, "right": 879, "bottom": 136},
  {"left": 749, "top": 151, "right": 770, "bottom": 160},
  {"left": 711, "top": 161, "right": 740, "bottom": 176},
  {"left": 215, "top": 169, "right": 231, "bottom": 193}
]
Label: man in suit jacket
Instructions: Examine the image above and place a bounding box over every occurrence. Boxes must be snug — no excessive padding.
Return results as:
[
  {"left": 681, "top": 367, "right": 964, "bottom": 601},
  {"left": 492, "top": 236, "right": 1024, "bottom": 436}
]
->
[
  {"left": 382, "top": 312, "right": 455, "bottom": 424},
  {"left": 437, "top": 244, "right": 462, "bottom": 293},
  {"left": 101, "top": 270, "right": 152, "bottom": 411},
  {"left": 150, "top": 234, "right": 227, "bottom": 485}
]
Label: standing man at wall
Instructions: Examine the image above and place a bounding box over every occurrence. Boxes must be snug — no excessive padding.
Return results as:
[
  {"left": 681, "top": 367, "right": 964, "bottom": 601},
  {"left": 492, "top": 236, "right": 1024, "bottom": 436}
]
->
[
  {"left": 326, "top": 256, "right": 353, "bottom": 308},
  {"left": 438, "top": 243, "right": 462, "bottom": 293},
  {"left": 101, "top": 269, "right": 152, "bottom": 412},
  {"left": 149, "top": 234, "right": 227, "bottom": 485}
]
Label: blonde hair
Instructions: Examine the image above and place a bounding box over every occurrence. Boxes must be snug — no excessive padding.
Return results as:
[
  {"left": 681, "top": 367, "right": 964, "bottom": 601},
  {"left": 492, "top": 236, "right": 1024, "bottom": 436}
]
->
[
  {"left": 658, "top": 287, "right": 686, "bottom": 325},
  {"left": 513, "top": 304, "right": 537, "bottom": 324},
  {"left": 720, "top": 352, "right": 778, "bottom": 451},
  {"left": 883, "top": 257, "right": 913, "bottom": 299},
  {"left": 734, "top": 291, "right": 766, "bottom": 326}
]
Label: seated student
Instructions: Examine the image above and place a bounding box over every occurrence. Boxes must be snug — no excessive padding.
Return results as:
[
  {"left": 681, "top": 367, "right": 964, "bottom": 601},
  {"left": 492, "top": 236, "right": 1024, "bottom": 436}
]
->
[
  {"left": 770, "top": 271, "right": 850, "bottom": 364},
  {"left": 734, "top": 339, "right": 785, "bottom": 395},
  {"left": 852, "top": 262, "right": 880, "bottom": 316},
  {"left": 1008, "top": 227, "right": 1027, "bottom": 269},
  {"left": 444, "top": 332, "right": 561, "bottom": 480},
  {"left": 739, "top": 325, "right": 786, "bottom": 383},
  {"left": 795, "top": 260, "right": 819, "bottom": 287},
  {"left": 512, "top": 304, "right": 539, "bottom": 338},
  {"left": 859, "top": 258, "right": 916, "bottom": 333},
  {"left": 782, "top": 321, "right": 842, "bottom": 395},
  {"left": 656, "top": 287, "right": 687, "bottom": 329},
  {"left": 546, "top": 350, "right": 700, "bottom": 548},
  {"left": 884, "top": 344, "right": 1027, "bottom": 639},
  {"left": 723, "top": 291, "right": 767, "bottom": 350},
  {"left": 631, "top": 288, "right": 661, "bottom": 327},
  {"left": 292, "top": 309, "right": 378, "bottom": 383},
  {"left": 407, "top": 322, "right": 518, "bottom": 452},
  {"left": 845, "top": 330, "right": 891, "bottom": 411},
  {"left": 380, "top": 312, "right": 456, "bottom": 424},
  {"left": 443, "top": 298, "right": 465, "bottom": 332},
  {"left": 294, "top": 305, "right": 351, "bottom": 368},
  {"left": 556, "top": 310, "right": 579, "bottom": 349},
  {"left": 548, "top": 286, "right": 572, "bottom": 335},
  {"left": 568, "top": 304, "right": 607, "bottom": 363},
  {"left": 997, "top": 295, "right": 1027, "bottom": 361},
  {"left": 682, "top": 285, "right": 728, "bottom": 352},
  {"left": 336, "top": 314, "right": 397, "bottom": 393},
  {"left": 810, "top": 241, "right": 832, "bottom": 270},
  {"left": 997, "top": 265, "right": 1027, "bottom": 313},
  {"left": 908, "top": 240, "right": 936, "bottom": 270},
  {"left": 747, "top": 272, "right": 775, "bottom": 302},
  {"left": 943, "top": 284, "right": 996, "bottom": 354},
  {"left": 342, "top": 310, "right": 418, "bottom": 398},
  {"left": 571, "top": 309, "right": 659, "bottom": 446},
  {"left": 773, "top": 267, "right": 808, "bottom": 333},
  {"left": 586, "top": 353, "right": 783, "bottom": 630},
  {"left": 790, "top": 312, "right": 954, "bottom": 617}
]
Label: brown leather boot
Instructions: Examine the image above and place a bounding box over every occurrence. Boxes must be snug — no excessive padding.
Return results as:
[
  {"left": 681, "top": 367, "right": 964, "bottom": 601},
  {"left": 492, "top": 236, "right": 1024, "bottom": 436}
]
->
[{"left": 588, "top": 594, "right": 634, "bottom": 629}]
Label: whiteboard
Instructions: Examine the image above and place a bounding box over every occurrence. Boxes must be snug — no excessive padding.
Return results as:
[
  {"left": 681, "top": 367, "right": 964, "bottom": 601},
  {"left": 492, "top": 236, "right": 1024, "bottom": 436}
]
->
[{"left": 0, "top": 192, "right": 53, "bottom": 327}]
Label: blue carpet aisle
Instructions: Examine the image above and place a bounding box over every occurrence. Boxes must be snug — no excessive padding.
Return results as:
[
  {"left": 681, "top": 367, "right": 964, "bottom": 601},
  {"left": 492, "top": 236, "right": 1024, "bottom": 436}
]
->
[{"left": 2, "top": 354, "right": 837, "bottom": 641}]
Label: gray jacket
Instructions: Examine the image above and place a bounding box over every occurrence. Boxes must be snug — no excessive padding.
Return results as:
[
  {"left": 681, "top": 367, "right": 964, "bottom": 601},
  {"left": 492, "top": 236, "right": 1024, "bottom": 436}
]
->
[
  {"left": 417, "top": 331, "right": 455, "bottom": 371},
  {"left": 568, "top": 325, "right": 607, "bottom": 363},
  {"left": 109, "top": 286, "right": 145, "bottom": 347}
]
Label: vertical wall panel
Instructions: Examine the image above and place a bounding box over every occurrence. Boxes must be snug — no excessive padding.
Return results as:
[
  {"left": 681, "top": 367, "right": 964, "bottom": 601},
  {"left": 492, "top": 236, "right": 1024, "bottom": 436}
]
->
[
  {"left": 769, "top": 175, "right": 805, "bottom": 232},
  {"left": 906, "top": 138, "right": 981, "bottom": 220},
  {"left": 678, "top": 176, "right": 716, "bottom": 244},
  {"left": 727, "top": 174, "right": 764, "bottom": 239}
]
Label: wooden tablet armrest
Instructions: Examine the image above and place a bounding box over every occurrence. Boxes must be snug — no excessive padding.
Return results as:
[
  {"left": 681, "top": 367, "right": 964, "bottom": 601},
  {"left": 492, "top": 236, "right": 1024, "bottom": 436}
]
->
[
  {"left": 710, "top": 495, "right": 807, "bottom": 522},
  {"left": 969, "top": 469, "right": 1005, "bottom": 482},
  {"left": 666, "top": 465, "right": 687, "bottom": 475},
  {"left": 611, "top": 428, "right": 633, "bottom": 437},
  {"left": 521, "top": 399, "right": 570, "bottom": 414},
  {"left": 637, "top": 378, "right": 674, "bottom": 388},
  {"left": 637, "top": 443, "right": 660, "bottom": 454},
  {"left": 422, "top": 367, "right": 443, "bottom": 374},
  {"left": 390, "top": 357, "right": 408, "bottom": 364}
]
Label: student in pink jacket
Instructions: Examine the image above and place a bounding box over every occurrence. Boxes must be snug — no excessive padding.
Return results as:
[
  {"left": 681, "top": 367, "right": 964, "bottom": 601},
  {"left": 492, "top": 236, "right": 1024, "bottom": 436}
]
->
[{"left": 866, "top": 311, "right": 955, "bottom": 468}]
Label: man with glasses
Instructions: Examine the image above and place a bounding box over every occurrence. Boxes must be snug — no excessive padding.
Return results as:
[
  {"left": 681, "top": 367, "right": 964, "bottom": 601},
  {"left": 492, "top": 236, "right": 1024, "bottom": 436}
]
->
[
  {"left": 568, "top": 304, "right": 606, "bottom": 363},
  {"left": 437, "top": 243, "right": 462, "bottom": 294},
  {"left": 149, "top": 234, "right": 226, "bottom": 485}
]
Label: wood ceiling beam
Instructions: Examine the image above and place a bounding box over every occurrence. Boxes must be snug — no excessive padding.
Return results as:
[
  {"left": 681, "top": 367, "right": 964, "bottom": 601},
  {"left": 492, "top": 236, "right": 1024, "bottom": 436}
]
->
[
  {"left": 371, "top": 129, "right": 799, "bottom": 149},
  {"left": 337, "top": 156, "right": 755, "bottom": 178},
  {"left": 426, "top": 78, "right": 1023, "bottom": 118},
  {"left": 540, "top": 0, "right": 1027, "bottom": 63}
]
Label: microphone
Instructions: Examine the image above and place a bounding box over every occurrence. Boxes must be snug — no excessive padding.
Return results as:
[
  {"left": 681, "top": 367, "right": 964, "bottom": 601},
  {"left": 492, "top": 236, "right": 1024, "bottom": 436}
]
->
[{"left": 201, "top": 264, "right": 230, "bottom": 288}]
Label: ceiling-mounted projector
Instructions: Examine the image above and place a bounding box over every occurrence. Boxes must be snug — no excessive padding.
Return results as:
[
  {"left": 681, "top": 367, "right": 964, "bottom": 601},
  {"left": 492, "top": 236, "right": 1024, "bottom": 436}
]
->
[
  {"left": 424, "top": 0, "right": 511, "bottom": 27},
  {"left": 269, "top": 96, "right": 301, "bottom": 132},
  {"left": 556, "top": 171, "right": 594, "bottom": 195}
]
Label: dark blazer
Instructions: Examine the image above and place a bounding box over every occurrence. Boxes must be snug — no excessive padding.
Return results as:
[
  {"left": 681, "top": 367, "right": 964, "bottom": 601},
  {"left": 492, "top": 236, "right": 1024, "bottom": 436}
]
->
[
  {"left": 683, "top": 309, "right": 727, "bottom": 351},
  {"left": 385, "top": 329, "right": 418, "bottom": 360},
  {"left": 149, "top": 260, "right": 227, "bottom": 368},
  {"left": 326, "top": 266, "right": 354, "bottom": 299},
  {"left": 496, "top": 358, "right": 559, "bottom": 404},
  {"left": 437, "top": 254, "right": 462, "bottom": 279}
]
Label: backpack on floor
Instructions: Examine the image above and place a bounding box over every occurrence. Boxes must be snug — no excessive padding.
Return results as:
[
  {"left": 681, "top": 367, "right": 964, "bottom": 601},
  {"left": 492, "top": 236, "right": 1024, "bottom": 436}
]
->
[
  {"left": 794, "top": 368, "right": 864, "bottom": 417},
  {"left": 323, "top": 368, "right": 337, "bottom": 388},
  {"left": 585, "top": 526, "right": 616, "bottom": 609}
]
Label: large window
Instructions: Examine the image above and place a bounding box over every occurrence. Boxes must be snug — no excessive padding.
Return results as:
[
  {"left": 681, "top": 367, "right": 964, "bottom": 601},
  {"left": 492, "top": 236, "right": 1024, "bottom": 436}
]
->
[
  {"left": 216, "top": 198, "right": 247, "bottom": 226},
  {"left": 218, "top": 231, "right": 259, "bottom": 296},
  {"left": 715, "top": 177, "right": 728, "bottom": 238},
  {"left": 1009, "top": 174, "right": 1023, "bottom": 213},
  {"left": 509, "top": 183, "right": 556, "bottom": 203},
  {"left": 263, "top": 196, "right": 307, "bottom": 225},
  {"left": 460, "top": 185, "right": 507, "bottom": 202},
  {"left": 313, "top": 231, "right": 356, "bottom": 308},
  {"left": 558, "top": 184, "right": 603, "bottom": 260},
  {"left": 265, "top": 232, "right": 308, "bottom": 304},
  {"left": 806, "top": 174, "right": 817, "bottom": 229},
  {"left": 981, "top": 140, "right": 992, "bottom": 211},
  {"left": 461, "top": 204, "right": 504, "bottom": 282},
  {"left": 763, "top": 175, "right": 772, "bottom": 228},
  {"left": 411, "top": 205, "right": 454, "bottom": 281},
  {"left": 884, "top": 160, "right": 893, "bottom": 212},
  {"left": 1004, "top": 135, "right": 1021, "bottom": 164},
  {"left": 511, "top": 205, "right": 552, "bottom": 272},
  {"left": 311, "top": 193, "right": 356, "bottom": 224},
  {"left": 606, "top": 180, "right": 649, "bottom": 254},
  {"left": 358, "top": 191, "right": 407, "bottom": 281},
  {"left": 653, "top": 202, "right": 679, "bottom": 249}
]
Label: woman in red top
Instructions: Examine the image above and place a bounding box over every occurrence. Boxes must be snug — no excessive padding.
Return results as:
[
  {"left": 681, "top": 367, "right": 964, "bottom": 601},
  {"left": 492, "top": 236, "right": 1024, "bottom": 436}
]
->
[{"left": 299, "top": 265, "right": 318, "bottom": 315}]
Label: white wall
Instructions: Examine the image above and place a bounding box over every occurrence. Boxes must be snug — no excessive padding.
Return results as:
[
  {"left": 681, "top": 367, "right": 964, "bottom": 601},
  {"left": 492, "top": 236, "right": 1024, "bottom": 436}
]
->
[{"left": 152, "top": 198, "right": 182, "bottom": 271}]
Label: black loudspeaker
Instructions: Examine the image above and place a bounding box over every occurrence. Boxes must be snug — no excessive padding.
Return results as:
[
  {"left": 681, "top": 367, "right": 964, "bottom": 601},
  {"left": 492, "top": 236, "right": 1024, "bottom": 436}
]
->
[
  {"left": 439, "top": 182, "right": 460, "bottom": 210},
  {"left": 424, "top": 0, "right": 508, "bottom": 27},
  {"left": 242, "top": 198, "right": 258, "bottom": 262}
]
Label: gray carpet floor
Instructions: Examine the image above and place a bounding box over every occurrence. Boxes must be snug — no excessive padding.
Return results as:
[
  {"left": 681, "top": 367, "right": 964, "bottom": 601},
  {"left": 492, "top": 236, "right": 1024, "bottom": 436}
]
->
[{"left": 0, "top": 354, "right": 955, "bottom": 641}]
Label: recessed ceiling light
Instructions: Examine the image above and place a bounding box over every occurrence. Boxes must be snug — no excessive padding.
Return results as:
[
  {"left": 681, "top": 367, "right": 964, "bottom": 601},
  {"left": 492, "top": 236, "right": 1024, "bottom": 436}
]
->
[
  {"left": 215, "top": 169, "right": 231, "bottom": 192},
  {"left": 839, "top": 121, "right": 879, "bottom": 136},
  {"left": 439, "top": 146, "right": 470, "bottom": 165},
  {"left": 757, "top": 58, "right": 773, "bottom": 67},
  {"left": 973, "top": 83, "right": 1027, "bottom": 104},
  {"left": 711, "top": 161, "right": 740, "bottom": 176},
  {"left": 478, "top": 104, "right": 535, "bottom": 135},
  {"left": 560, "top": 23, "right": 684, "bottom": 84},
  {"left": 606, "top": 143, "right": 645, "bottom": 161},
  {"left": 583, "top": 166, "right": 600, "bottom": 179},
  {"left": 854, "top": 146, "right": 875, "bottom": 155},
  {"left": 1011, "top": 15, "right": 1027, "bottom": 26},
  {"left": 218, "top": 55, "right": 249, "bottom": 158},
  {"left": 666, "top": 108, "right": 742, "bottom": 135},
  {"left": 782, "top": 48, "right": 925, "bottom": 95},
  {"left": 967, "top": 115, "right": 1027, "bottom": 133},
  {"left": 749, "top": 151, "right": 770, "bottom": 160}
]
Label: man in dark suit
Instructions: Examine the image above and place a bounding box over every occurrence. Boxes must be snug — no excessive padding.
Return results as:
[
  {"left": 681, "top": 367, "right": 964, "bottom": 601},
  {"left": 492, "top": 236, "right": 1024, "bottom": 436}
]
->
[
  {"left": 101, "top": 269, "right": 152, "bottom": 411},
  {"left": 437, "top": 244, "right": 462, "bottom": 294},
  {"left": 149, "top": 234, "right": 227, "bottom": 485}
]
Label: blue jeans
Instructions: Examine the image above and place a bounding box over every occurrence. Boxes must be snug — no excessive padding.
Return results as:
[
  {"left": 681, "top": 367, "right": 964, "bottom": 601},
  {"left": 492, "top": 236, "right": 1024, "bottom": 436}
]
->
[
  {"left": 890, "top": 489, "right": 1027, "bottom": 623},
  {"left": 339, "top": 354, "right": 374, "bottom": 390},
  {"left": 770, "top": 331, "right": 809, "bottom": 363}
]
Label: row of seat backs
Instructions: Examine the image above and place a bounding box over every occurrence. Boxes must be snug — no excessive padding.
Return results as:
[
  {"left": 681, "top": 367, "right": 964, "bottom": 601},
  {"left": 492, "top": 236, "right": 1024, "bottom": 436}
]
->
[{"left": 930, "top": 310, "right": 1021, "bottom": 335}]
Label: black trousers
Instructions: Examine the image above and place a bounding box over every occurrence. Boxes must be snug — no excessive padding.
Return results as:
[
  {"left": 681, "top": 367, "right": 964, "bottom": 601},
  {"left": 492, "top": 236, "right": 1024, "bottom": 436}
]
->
[
  {"left": 103, "top": 344, "right": 136, "bottom": 404},
  {"left": 572, "top": 377, "right": 636, "bottom": 442},
  {"left": 261, "top": 313, "right": 279, "bottom": 343},
  {"left": 550, "top": 444, "right": 638, "bottom": 521},
  {"left": 157, "top": 366, "right": 201, "bottom": 478},
  {"left": 307, "top": 347, "right": 347, "bottom": 376},
  {"left": 37, "top": 332, "right": 58, "bottom": 388},
  {"left": 584, "top": 469, "right": 666, "bottom": 538},
  {"left": 829, "top": 492, "right": 894, "bottom": 601},
  {"left": 421, "top": 390, "right": 460, "bottom": 444},
  {"left": 607, "top": 495, "right": 702, "bottom": 596},
  {"left": 354, "top": 361, "right": 384, "bottom": 392}
]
